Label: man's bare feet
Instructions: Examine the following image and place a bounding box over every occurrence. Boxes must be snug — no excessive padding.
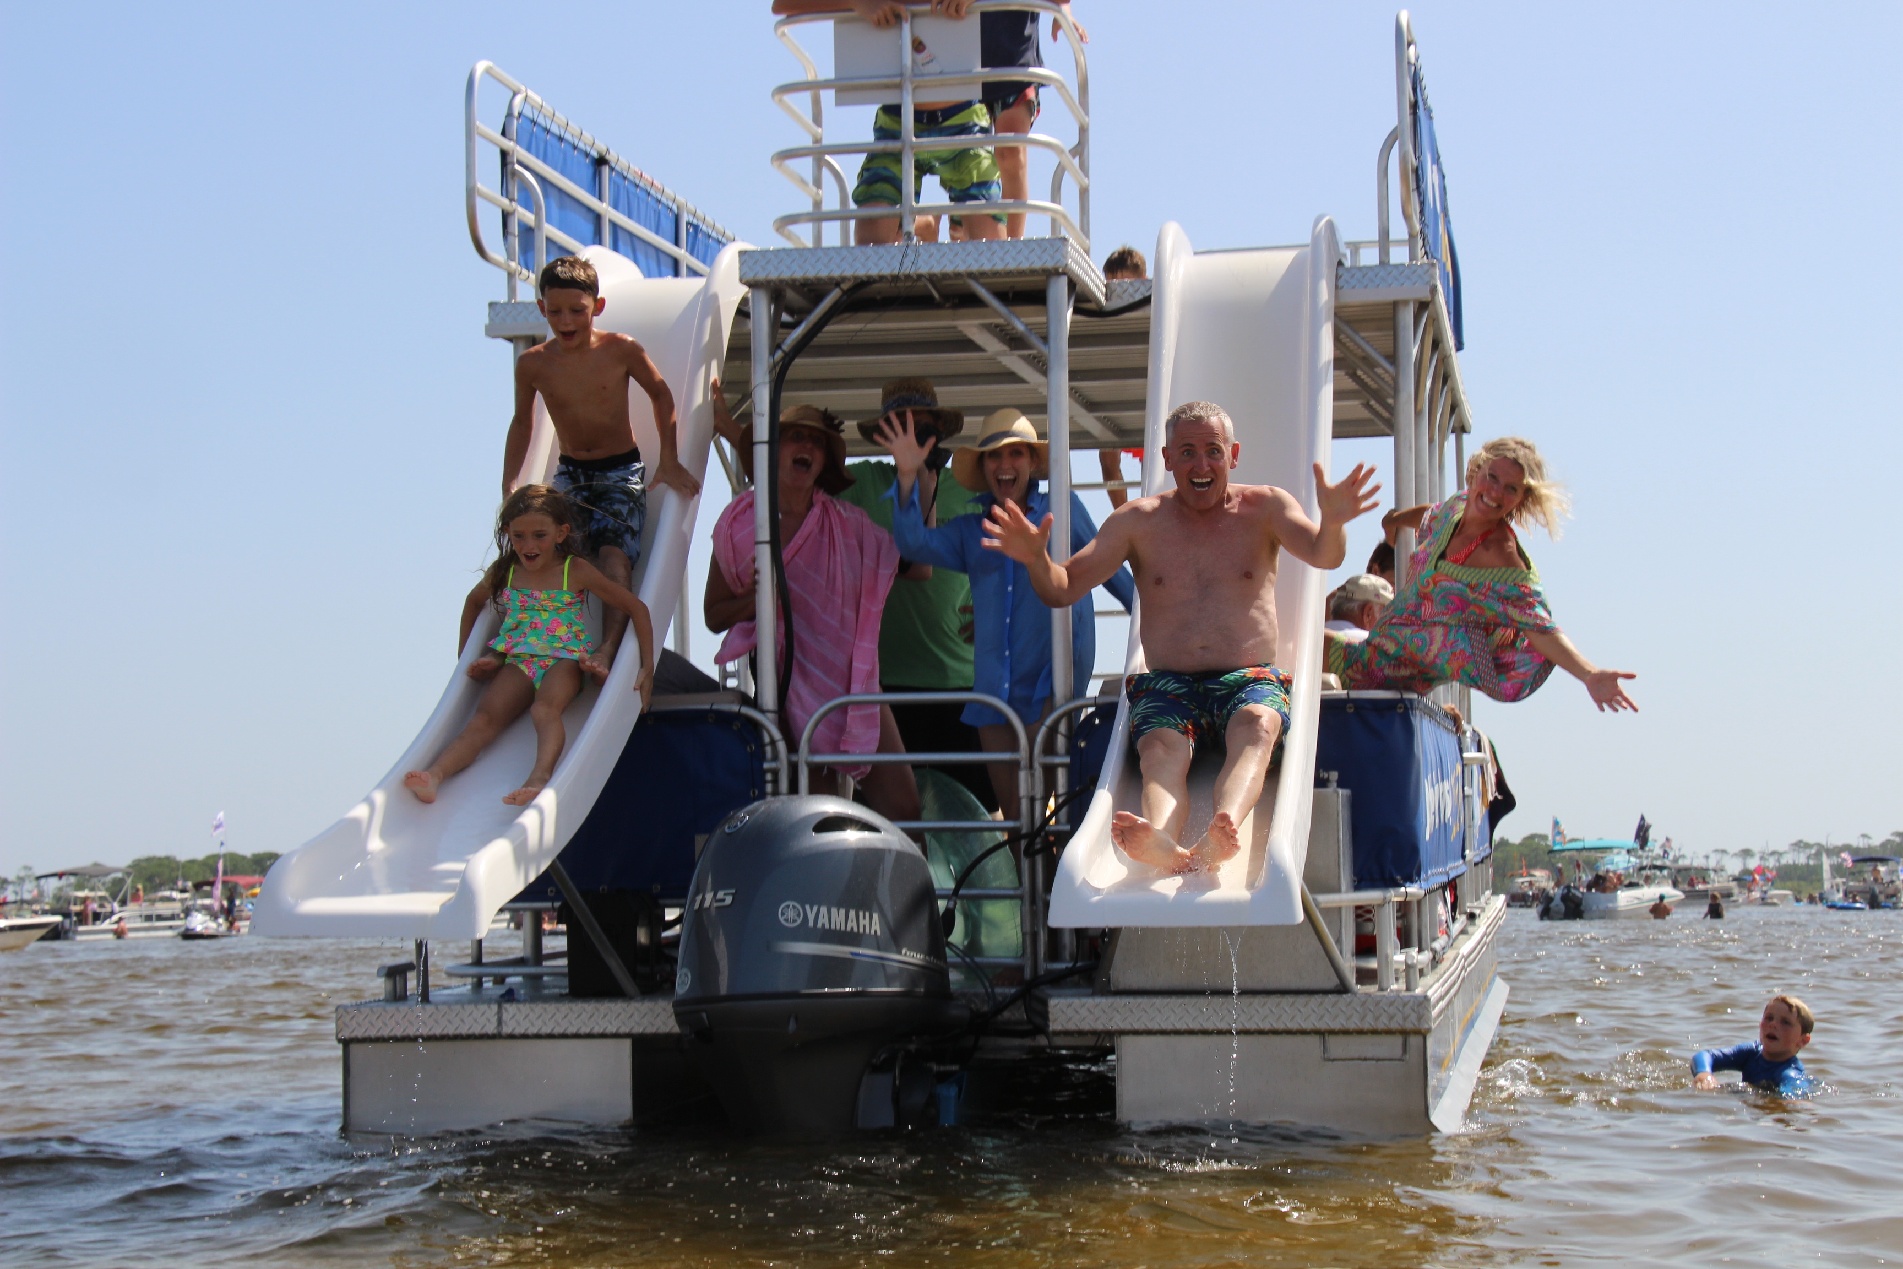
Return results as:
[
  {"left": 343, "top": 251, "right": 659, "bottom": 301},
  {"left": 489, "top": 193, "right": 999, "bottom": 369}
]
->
[
  {"left": 403, "top": 770, "right": 441, "bottom": 803},
  {"left": 1112, "top": 810, "right": 1196, "bottom": 873},
  {"left": 468, "top": 655, "right": 503, "bottom": 682},
  {"left": 502, "top": 777, "right": 549, "bottom": 806},
  {"left": 1189, "top": 811, "right": 1242, "bottom": 871}
]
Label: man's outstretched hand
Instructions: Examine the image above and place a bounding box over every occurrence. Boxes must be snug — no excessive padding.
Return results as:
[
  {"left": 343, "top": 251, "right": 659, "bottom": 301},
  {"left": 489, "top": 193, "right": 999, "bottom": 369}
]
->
[
  {"left": 1314, "top": 461, "right": 1381, "bottom": 526},
  {"left": 980, "top": 499, "right": 1052, "bottom": 564}
]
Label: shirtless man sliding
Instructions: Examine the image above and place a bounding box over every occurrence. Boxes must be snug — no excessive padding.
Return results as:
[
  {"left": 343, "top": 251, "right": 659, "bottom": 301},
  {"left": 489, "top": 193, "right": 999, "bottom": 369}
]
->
[
  {"left": 983, "top": 400, "right": 1379, "bottom": 873},
  {"left": 496, "top": 255, "right": 699, "bottom": 682}
]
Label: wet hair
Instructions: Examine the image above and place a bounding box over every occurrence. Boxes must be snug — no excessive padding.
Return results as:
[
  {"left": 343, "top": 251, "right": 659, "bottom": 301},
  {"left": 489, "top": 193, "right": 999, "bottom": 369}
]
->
[
  {"left": 538, "top": 255, "right": 600, "bottom": 298},
  {"left": 483, "top": 485, "right": 584, "bottom": 612},
  {"left": 1769, "top": 994, "right": 1815, "bottom": 1035},
  {"left": 1165, "top": 400, "right": 1235, "bottom": 446},
  {"left": 1103, "top": 245, "right": 1147, "bottom": 281},
  {"left": 1464, "top": 436, "right": 1570, "bottom": 539},
  {"left": 1367, "top": 540, "right": 1396, "bottom": 576}
]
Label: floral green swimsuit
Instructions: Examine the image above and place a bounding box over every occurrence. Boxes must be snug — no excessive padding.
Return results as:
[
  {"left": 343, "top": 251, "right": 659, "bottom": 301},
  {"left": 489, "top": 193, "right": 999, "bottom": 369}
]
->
[{"left": 489, "top": 558, "right": 594, "bottom": 687}]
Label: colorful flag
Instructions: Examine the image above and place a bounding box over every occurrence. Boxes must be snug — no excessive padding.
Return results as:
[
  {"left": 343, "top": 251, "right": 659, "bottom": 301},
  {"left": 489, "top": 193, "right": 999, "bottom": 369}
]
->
[
  {"left": 1552, "top": 817, "right": 1566, "bottom": 847},
  {"left": 211, "top": 811, "right": 226, "bottom": 838}
]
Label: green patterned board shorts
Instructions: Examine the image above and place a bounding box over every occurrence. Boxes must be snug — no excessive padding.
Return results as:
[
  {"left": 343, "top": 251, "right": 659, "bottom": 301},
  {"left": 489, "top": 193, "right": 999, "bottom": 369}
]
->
[
  {"left": 852, "top": 102, "right": 1005, "bottom": 220},
  {"left": 1125, "top": 665, "right": 1293, "bottom": 759}
]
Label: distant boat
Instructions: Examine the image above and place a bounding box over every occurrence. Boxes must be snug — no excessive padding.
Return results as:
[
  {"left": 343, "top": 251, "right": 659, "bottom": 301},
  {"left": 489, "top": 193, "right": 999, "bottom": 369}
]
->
[
  {"left": 0, "top": 915, "right": 62, "bottom": 951},
  {"left": 1540, "top": 838, "right": 1684, "bottom": 921}
]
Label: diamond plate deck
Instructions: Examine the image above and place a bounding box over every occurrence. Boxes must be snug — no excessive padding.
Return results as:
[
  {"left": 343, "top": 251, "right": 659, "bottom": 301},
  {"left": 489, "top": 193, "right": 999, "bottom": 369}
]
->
[
  {"left": 1337, "top": 262, "right": 1437, "bottom": 302},
  {"left": 485, "top": 300, "right": 550, "bottom": 340},
  {"left": 738, "top": 237, "right": 1105, "bottom": 307},
  {"left": 1046, "top": 989, "right": 1434, "bottom": 1035},
  {"left": 338, "top": 992, "right": 681, "bottom": 1041},
  {"left": 499, "top": 998, "right": 679, "bottom": 1037}
]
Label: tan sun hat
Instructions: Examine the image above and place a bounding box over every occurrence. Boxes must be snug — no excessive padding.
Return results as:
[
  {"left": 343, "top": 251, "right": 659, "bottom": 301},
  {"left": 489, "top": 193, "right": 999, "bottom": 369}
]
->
[
  {"left": 735, "top": 404, "right": 854, "bottom": 495},
  {"left": 951, "top": 409, "right": 1049, "bottom": 493},
  {"left": 857, "top": 377, "right": 966, "bottom": 445}
]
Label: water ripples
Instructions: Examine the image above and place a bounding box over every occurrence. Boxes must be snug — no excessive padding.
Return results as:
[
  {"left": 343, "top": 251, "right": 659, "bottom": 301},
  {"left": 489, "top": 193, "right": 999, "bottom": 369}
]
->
[{"left": 3, "top": 909, "right": 1899, "bottom": 1266}]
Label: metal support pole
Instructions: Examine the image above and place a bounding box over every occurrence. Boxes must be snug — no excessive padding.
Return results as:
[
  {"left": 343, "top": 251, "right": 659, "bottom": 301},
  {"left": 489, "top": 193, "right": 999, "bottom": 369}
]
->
[
  {"left": 899, "top": 9, "right": 916, "bottom": 242},
  {"left": 549, "top": 860, "right": 641, "bottom": 999},
  {"left": 1391, "top": 300, "right": 1417, "bottom": 585},
  {"left": 524, "top": 910, "right": 544, "bottom": 967},
  {"left": 596, "top": 159, "right": 612, "bottom": 252},
  {"left": 1416, "top": 346, "right": 1439, "bottom": 508},
  {"left": 1301, "top": 885, "right": 1359, "bottom": 993},
  {"left": 1374, "top": 901, "right": 1395, "bottom": 991},
  {"left": 415, "top": 938, "right": 431, "bottom": 1003},
  {"left": 748, "top": 286, "right": 779, "bottom": 729},
  {"left": 1046, "top": 272, "right": 1073, "bottom": 705}
]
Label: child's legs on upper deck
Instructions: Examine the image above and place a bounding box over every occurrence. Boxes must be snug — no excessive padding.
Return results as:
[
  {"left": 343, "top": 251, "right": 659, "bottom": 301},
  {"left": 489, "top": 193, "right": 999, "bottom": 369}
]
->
[{"left": 853, "top": 104, "right": 1006, "bottom": 244}]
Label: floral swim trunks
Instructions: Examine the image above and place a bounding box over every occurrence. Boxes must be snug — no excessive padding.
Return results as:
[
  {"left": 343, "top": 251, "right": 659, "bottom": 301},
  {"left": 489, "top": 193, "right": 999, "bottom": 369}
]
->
[
  {"left": 1125, "top": 665, "right": 1293, "bottom": 757},
  {"left": 553, "top": 447, "right": 647, "bottom": 565}
]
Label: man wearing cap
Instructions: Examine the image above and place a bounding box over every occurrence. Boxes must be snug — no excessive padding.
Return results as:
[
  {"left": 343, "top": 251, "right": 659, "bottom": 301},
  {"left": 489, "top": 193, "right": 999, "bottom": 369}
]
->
[
  {"left": 704, "top": 399, "right": 920, "bottom": 825},
  {"left": 877, "top": 407, "right": 1134, "bottom": 820},
  {"left": 834, "top": 379, "right": 997, "bottom": 809},
  {"left": 1324, "top": 573, "right": 1393, "bottom": 643},
  {"left": 981, "top": 400, "right": 1379, "bottom": 874}
]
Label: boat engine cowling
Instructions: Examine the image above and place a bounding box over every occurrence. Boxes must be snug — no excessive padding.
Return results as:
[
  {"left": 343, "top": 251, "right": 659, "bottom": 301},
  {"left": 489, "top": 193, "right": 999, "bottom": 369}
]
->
[{"left": 673, "top": 795, "right": 965, "bottom": 1132}]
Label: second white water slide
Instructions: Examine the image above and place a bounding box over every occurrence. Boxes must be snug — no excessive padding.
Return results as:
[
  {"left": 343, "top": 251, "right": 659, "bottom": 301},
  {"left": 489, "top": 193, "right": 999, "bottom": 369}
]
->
[
  {"left": 1048, "top": 218, "right": 1341, "bottom": 929},
  {"left": 254, "top": 244, "right": 747, "bottom": 942}
]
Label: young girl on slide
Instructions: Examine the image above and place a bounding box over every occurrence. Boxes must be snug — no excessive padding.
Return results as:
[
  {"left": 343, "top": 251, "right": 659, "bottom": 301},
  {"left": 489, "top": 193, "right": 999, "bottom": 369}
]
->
[{"left": 404, "top": 485, "right": 654, "bottom": 807}]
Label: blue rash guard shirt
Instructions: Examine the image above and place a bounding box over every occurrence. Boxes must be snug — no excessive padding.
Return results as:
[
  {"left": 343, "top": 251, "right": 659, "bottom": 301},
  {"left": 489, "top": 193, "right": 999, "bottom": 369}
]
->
[
  {"left": 1691, "top": 1043, "right": 1810, "bottom": 1096},
  {"left": 890, "top": 481, "right": 1135, "bottom": 729}
]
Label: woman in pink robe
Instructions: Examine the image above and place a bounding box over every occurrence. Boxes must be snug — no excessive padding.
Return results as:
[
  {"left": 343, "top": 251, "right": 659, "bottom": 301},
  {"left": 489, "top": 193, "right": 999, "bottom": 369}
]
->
[{"left": 705, "top": 404, "right": 919, "bottom": 823}]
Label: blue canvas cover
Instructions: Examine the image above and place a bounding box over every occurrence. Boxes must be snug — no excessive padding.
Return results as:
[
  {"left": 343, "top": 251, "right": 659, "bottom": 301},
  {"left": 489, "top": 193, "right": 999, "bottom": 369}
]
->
[
  {"left": 1315, "top": 692, "right": 1467, "bottom": 888},
  {"left": 516, "top": 708, "right": 769, "bottom": 905},
  {"left": 506, "top": 109, "right": 729, "bottom": 280},
  {"left": 1410, "top": 63, "right": 1464, "bottom": 350}
]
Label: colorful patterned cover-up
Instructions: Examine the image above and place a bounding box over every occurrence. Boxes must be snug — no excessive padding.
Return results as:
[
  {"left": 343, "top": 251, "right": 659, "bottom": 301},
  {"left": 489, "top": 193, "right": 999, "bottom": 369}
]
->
[
  {"left": 712, "top": 490, "right": 899, "bottom": 780},
  {"left": 1325, "top": 494, "right": 1558, "bottom": 702}
]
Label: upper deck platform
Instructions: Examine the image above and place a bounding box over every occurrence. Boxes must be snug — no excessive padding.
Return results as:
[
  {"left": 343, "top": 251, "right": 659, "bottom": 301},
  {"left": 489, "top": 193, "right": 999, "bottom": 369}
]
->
[{"left": 716, "top": 237, "right": 1461, "bottom": 459}]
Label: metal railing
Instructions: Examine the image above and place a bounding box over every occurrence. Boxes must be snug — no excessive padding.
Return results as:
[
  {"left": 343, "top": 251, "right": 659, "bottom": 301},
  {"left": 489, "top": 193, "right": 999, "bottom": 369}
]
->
[
  {"left": 797, "top": 691, "right": 1037, "bottom": 977},
  {"left": 464, "top": 60, "right": 733, "bottom": 297},
  {"left": 770, "top": 1, "right": 1090, "bottom": 248}
]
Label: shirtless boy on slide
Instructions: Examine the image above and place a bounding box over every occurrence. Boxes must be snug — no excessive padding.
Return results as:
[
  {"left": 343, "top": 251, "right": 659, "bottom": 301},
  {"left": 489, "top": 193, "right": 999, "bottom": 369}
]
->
[
  {"left": 490, "top": 255, "right": 699, "bottom": 682},
  {"left": 983, "top": 401, "right": 1380, "bottom": 874}
]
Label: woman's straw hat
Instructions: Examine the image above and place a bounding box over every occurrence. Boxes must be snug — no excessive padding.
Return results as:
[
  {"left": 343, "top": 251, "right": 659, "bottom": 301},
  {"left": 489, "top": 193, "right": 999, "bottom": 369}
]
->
[
  {"left": 951, "top": 409, "right": 1049, "bottom": 493},
  {"left": 857, "top": 377, "right": 966, "bottom": 445},
  {"left": 736, "top": 404, "right": 854, "bottom": 495}
]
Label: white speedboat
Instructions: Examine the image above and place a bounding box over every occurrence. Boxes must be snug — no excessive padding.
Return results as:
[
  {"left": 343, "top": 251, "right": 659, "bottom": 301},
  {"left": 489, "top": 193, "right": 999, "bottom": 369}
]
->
[{"left": 0, "top": 915, "right": 62, "bottom": 951}]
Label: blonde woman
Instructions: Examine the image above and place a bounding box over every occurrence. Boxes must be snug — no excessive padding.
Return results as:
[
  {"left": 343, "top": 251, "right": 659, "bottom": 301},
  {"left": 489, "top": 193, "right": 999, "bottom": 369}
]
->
[{"left": 1326, "top": 437, "right": 1637, "bottom": 711}]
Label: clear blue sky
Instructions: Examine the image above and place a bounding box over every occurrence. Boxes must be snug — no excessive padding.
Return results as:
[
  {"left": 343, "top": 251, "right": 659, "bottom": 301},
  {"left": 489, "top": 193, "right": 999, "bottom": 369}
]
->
[{"left": 2, "top": 1, "right": 1897, "bottom": 877}]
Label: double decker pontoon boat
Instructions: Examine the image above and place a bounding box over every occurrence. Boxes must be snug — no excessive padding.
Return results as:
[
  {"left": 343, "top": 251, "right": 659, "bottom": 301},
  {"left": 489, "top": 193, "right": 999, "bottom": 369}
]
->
[{"left": 257, "top": 7, "right": 1510, "bottom": 1137}]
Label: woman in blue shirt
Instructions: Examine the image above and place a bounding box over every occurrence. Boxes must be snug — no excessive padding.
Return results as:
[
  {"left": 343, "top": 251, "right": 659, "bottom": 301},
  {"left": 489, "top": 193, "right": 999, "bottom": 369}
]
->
[{"left": 877, "top": 407, "right": 1133, "bottom": 820}]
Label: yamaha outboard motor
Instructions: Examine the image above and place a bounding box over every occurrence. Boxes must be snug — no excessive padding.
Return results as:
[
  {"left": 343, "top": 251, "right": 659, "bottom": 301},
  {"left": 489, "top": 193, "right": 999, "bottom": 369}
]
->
[{"left": 674, "top": 796, "right": 965, "bottom": 1132}]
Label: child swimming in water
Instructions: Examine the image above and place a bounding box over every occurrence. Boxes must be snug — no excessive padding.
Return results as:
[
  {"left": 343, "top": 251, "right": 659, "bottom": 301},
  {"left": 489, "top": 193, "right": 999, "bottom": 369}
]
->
[
  {"left": 405, "top": 485, "right": 653, "bottom": 807},
  {"left": 1691, "top": 994, "right": 1813, "bottom": 1096}
]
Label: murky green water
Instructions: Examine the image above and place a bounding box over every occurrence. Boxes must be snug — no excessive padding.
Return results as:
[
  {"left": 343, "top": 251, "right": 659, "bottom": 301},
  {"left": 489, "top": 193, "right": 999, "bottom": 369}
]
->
[{"left": 2, "top": 907, "right": 1896, "bottom": 1266}]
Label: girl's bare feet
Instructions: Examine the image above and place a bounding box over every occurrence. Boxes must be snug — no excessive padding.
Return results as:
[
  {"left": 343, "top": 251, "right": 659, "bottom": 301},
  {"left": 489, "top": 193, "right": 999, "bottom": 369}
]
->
[
  {"left": 403, "top": 770, "right": 442, "bottom": 803},
  {"left": 1112, "top": 811, "right": 1196, "bottom": 873},
  {"left": 468, "top": 655, "right": 504, "bottom": 682},
  {"left": 1189, "top": 811, "right": 1242, "bottom": 871},
  {"left": 580, "top": 652, "right": 611, "bottom": 685},
  {"left": 502, "top": 776, "right": 549, "bottom": 806}
]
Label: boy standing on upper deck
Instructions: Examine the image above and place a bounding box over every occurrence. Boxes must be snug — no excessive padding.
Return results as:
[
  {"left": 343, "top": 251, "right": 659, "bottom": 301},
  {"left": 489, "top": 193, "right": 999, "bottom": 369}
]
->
[{"left": 498, "top": 256, "right": 699, "bottom": 681}]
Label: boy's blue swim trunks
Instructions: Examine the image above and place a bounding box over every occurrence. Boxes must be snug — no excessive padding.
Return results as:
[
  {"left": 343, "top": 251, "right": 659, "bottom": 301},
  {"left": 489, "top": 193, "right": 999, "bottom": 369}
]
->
[
  {"left": 552, "top": 447, "right": 646, "bottom": 566},
  {"left": 852, "top": 102, "right": 1005, "bottom": 219},
  {"left": 1125, "top": 665, "right": 1292, "bottom": 756}
]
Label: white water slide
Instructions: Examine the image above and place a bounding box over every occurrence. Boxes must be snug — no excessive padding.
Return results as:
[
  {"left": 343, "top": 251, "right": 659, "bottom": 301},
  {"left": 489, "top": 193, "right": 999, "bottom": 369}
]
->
[
  {"left": 1048, "top": 219, "right": 1340, "bottom": 929},
  {"left": 253, "top": 244, "right": 748, "bottom": 942}
]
